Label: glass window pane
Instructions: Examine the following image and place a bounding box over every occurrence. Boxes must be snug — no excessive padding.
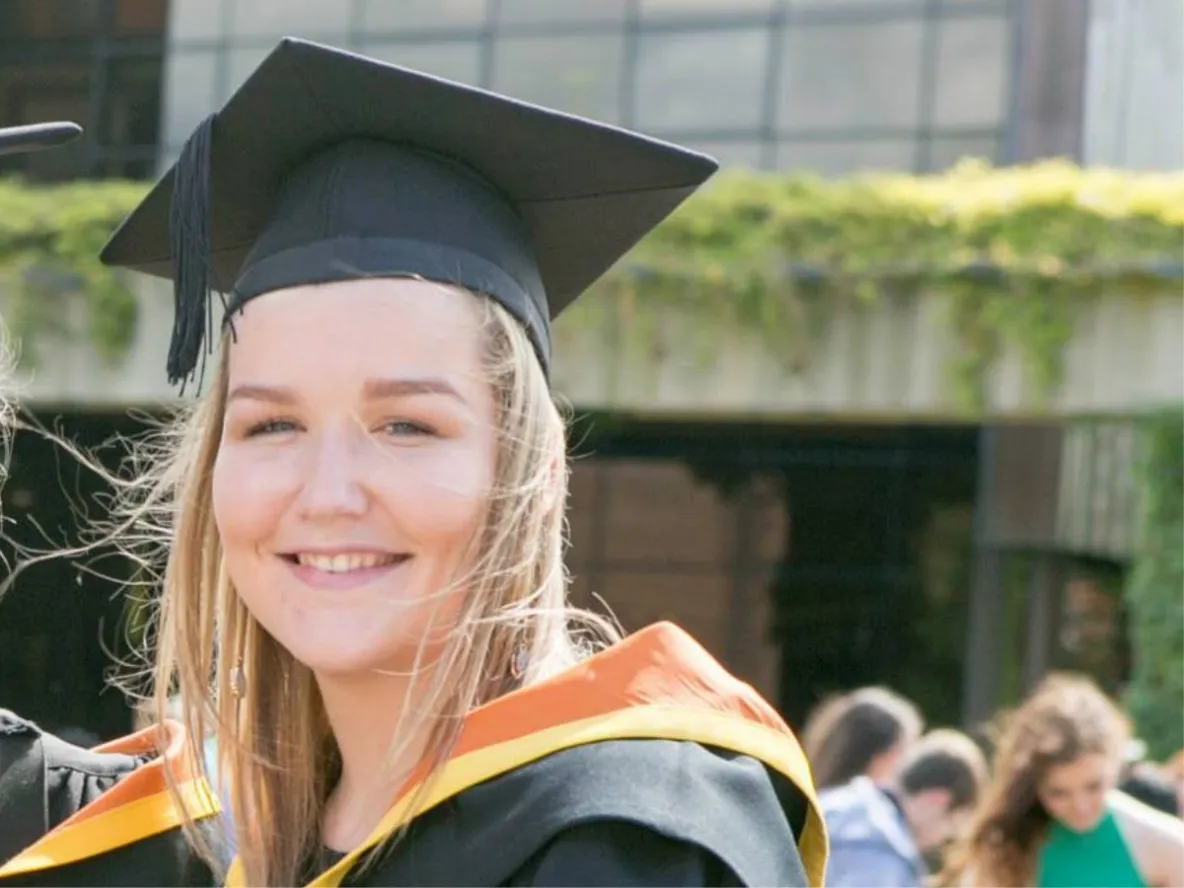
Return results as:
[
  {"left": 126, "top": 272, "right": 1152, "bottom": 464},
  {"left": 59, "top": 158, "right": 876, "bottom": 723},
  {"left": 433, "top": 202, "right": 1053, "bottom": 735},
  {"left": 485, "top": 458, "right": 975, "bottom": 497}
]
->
[
  {"left": 0, "top": 66, "right": 92, "bottom": 181},
  {"left": 778, "top": 20, "right": 926, "bottom": 130},
  {"left": 941, "top": 0, "right": 1008, "bottom": 8},
  {"left": 230, "top": 0, "right": 350, "bottom": 39},
  {"left": 499, "top": 0, "right": 627, "bottom": 24},
  {"left": 636, "top": 29, "right": 769, "bottom": 131},
  {"left": 157, "top": 145, "right": 181, "bottom": 174},
  {"left": 360, "top": 41, "right": 483, "bottom": 86},
  {"left": 641, "top": 0, "right": 774, "bottom": 16},
  {"left": 684, "top": 139, "right": 768, "bottom": 170},
  {"left": 926, "top": 134, "right": 999, "bottom": 171},
  {"left": 113, "top": 0, "right": 167, "bottom": 33},
  {"left": 493, "top": 35, "right": 623, "bottom": 123},
  {"left": 222, "top": 46, "right": 271, "bottom": 102},
  {"left": 0, "top": 0, "right": 103, "bottom": 39},
  {"left": 161, "top": 50, "right": 219, "bottom": 147},
  {"left": 790, "top": 0, "right": 926, "bottom": 8},
  {"left": 100, "top": 58, "right": 163, "bottom": 150},
  {"left": 167, "top": 0, "right": 225, "bottom": 42},
  {"left": 776, "top": 139, "right": 916, "bottom": 175},
  {"left": 932, "top": 16, "right": 1010, "bottom": 128},
  {"left": 359, "top": 0, "right": 489, "bottom": 32}
]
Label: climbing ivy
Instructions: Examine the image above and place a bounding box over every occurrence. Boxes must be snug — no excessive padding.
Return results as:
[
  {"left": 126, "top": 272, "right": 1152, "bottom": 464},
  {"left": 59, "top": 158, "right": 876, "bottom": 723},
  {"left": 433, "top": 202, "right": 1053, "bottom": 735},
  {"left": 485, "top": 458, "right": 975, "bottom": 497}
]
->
[
  {"left": 587, "top": 158, "right": 1184, "bottom": 410},
  {"left": 1123, "top": 408, "right": 1184, "bottom": 761},
  {"left": 0, "top": 177, "right": 146, "bottom": 367},
  {"left": 1, "top": 159, "right": 1181, "bottom": 406}
]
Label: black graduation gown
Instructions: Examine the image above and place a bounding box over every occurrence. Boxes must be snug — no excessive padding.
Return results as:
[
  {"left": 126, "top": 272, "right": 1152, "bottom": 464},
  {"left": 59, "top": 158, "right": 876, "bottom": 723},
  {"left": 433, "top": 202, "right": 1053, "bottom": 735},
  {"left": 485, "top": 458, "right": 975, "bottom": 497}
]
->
[
  {"left": 310, "top": 738, "right": 812, "bottom": 886},
  {"left": 3, "top": 622, "right": 828, "bottom": 887},
  {"left": 251, "top": 622, "right": 828, "bottom": 887},
  {"left": 0, "top": 710, "right": 218, "bottom": 887}
]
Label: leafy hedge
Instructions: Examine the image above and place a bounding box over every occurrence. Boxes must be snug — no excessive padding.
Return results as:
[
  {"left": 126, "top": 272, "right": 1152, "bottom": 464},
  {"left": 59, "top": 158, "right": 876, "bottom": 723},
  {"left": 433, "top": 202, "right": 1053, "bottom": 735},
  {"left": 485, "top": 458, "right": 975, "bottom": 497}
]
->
[
  {"left": 587, "top": 158, "right": 1184, "bottom": 408},
  {"left": 1124, "top": 409, "right": 1184, "bottom": 760},
  {"left": 1, "top": 159, "right": 1182, "bottom": 402},
  {"left": 0, "top": 177, "right": 147, "bottom": 366}
]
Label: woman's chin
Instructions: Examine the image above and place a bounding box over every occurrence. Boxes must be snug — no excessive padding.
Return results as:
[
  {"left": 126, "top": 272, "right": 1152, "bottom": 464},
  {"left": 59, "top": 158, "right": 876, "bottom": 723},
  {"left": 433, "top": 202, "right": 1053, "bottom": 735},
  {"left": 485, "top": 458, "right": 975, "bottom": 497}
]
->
[
  {"left": 294, "top": 649, "right": 386, "bottom": 680},
  {"left": 274, "top": 623, "right": 430, "bottom": 683},
  {"left": 1060, "top": 811, "right": 1105, "bottom": 834}
]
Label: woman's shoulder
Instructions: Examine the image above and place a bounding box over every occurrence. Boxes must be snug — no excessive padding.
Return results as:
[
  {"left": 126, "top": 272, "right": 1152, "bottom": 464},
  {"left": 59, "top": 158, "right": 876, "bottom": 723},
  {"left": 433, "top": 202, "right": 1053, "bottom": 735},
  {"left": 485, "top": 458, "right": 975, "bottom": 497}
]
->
[
  {"left": 360, "top": 737, "right": 816, "bottom": 887},
  {"left": 1111, "top": 788, "right": 1184, "bottom": 838},
  {"left": 0, "top": 710, "right": 217, "bottom": 886},
  {"left": 0, "top": 710, "right": 142, "bottom": 856},
  {"left": 503, "top": 818, "right": 748, "bottom": 887},
  {"left": 1109, "top": 789, "right": 1184, "bottom": 887}
]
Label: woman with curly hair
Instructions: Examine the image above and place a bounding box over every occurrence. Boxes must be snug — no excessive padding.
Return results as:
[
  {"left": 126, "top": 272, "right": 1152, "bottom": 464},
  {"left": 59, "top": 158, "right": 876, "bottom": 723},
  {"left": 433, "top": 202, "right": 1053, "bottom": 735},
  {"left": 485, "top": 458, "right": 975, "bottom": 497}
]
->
[{"left": 939, "top": 673, "right": 1184, "bottom": 887}]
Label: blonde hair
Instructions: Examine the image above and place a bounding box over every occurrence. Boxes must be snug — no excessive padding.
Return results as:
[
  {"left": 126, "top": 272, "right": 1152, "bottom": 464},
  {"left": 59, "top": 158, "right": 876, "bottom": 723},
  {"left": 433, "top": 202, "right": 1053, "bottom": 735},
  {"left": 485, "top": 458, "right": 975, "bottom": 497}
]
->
[
  {"left": 938, "top": 673, "right": 1129, "bottom": 887},
  {"left": 92, "top": 291, "right": 619, "bottom": 885}
]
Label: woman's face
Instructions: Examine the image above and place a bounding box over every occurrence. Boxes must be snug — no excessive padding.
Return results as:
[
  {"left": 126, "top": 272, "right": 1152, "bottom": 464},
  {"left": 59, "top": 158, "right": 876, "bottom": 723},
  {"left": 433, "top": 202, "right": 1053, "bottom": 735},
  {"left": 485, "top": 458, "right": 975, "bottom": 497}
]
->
[
  {"left": 1036, "top": 752, "right": 1118, "bottom": 833},
  {"left": 212, "top": 279, "right": 496, "bottom": 678}
]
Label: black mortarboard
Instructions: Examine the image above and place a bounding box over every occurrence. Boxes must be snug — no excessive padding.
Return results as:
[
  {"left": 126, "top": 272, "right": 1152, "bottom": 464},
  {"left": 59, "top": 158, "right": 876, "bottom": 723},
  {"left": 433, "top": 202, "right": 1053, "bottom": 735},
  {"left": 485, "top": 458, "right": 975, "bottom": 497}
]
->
[
  {"left": 98, "top": 37, "right": 717, "bottom": 387},
  {"left": 0, "top": 122, "right": 82, "bottom": 157}
]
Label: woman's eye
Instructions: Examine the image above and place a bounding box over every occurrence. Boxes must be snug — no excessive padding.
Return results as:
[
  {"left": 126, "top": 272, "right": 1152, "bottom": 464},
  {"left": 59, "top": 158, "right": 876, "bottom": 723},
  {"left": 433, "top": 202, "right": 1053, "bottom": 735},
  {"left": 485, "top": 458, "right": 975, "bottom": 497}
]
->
[
  {"left": 245, "top": 418, "right": 299, "bottom": 437},
  {"left": 383, "top": 420, "right": 433, "bottom": 437}
]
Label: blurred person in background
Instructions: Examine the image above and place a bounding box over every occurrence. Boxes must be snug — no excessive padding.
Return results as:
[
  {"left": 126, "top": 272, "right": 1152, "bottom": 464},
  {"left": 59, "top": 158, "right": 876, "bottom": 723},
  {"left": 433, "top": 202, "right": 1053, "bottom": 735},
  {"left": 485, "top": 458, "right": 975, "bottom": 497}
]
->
[
  {"left": 1120, "top": 739, "right": 1181, "bottom": 819},
  {"left": 939, "top": 673, "right": 1184, "bottom": 887},
  {"left": 821, "top": 728, "right": 988, "bottom": 888},
  {"left": 803, "top": 686, "right": 925, "bottom": 791},
  {"left": 1166, "top": 750, "right": 1184, "bottom": 821}
]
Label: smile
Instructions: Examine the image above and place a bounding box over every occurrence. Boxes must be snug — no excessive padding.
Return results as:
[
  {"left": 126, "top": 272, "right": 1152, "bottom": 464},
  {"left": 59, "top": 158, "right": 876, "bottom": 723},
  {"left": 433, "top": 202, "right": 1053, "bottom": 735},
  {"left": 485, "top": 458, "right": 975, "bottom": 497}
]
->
[
  {"left": 291, "top": 552, "right": 406, "bottom": 573},
  {"left": 280, "top": 550, "right": 411, "bottom": 592}
]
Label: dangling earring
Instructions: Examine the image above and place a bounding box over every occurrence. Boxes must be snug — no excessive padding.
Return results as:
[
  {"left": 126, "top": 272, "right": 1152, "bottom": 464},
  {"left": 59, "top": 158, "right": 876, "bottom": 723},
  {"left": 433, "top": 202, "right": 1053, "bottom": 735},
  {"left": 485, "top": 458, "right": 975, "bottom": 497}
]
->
[
  {"left": 229, "top": 659, "right": 246, "bottom": 698},
  {"left": 511, "top": 645, "right": 530, "bottom": 680}
]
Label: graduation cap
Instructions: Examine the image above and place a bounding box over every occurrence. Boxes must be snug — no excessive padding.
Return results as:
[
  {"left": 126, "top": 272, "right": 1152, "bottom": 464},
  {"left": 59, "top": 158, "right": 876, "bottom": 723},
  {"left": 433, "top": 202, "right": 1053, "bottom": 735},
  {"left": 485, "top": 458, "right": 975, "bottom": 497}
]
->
[
  {"left": 99, "top": 37, "right": 718, "bottom": 387},
  {"left": 0, "top": 122, "right": 83, "bottom": 157}
]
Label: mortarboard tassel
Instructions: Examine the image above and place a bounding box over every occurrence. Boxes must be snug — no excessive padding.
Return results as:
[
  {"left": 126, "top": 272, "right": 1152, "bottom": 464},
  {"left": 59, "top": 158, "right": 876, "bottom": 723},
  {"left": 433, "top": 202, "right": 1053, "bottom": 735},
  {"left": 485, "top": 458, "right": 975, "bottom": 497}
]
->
[{"left": 167, "top": 113, "right": 217, "bottom": 388}]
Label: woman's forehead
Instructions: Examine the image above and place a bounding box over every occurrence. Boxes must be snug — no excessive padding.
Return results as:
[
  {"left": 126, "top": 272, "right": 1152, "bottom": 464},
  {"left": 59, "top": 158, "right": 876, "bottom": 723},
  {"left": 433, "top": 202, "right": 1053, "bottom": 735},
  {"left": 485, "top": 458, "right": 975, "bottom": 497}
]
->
[
  {"left": 1040, "top": 753, "right": 1111, "bottom": 786},
  {"left": 226, "top": 279, "right": 487, "bottom": 377},
  {"left": 237, "top": 277, "right": 479, "bottom": 324}
]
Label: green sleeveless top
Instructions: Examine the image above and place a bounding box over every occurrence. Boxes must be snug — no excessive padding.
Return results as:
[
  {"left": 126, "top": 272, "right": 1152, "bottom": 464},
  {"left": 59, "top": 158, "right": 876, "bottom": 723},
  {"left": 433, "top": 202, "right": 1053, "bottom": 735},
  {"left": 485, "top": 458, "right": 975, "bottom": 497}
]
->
[{"left": 1037, "top": 808, "right": 1146, "bottom": 888}]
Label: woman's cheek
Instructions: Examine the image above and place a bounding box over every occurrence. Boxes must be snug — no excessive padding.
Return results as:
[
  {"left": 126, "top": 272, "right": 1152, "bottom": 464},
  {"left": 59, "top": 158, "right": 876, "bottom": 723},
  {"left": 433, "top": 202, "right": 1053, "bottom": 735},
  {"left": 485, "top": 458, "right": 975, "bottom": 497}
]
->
[{"left": 213, "top": 445, "right": 303, "bottom": 535}]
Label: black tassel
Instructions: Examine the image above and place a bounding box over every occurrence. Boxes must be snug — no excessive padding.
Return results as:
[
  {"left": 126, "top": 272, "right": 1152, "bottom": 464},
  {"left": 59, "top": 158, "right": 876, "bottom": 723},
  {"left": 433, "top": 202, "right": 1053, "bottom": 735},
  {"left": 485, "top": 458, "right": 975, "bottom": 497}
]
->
[{"left": 167, "top": 113, "right": 217, "bottom": 389}]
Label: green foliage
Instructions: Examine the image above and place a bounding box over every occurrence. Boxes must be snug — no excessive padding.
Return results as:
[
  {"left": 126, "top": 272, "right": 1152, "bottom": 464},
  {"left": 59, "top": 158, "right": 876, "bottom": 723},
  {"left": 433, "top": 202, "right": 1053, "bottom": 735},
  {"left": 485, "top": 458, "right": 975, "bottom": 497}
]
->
[
  {"left": 584, "top": 158, "right": 1184, "bottom": 409},
  {"left": 1123, "top": 409, "right": 1184, "bottom": 760},
  {"left": 1, "top": 160, "right": 1182, "bottom": 407},
  {"left": 0, "top": 176, "right": 146, "bottom": 366}
]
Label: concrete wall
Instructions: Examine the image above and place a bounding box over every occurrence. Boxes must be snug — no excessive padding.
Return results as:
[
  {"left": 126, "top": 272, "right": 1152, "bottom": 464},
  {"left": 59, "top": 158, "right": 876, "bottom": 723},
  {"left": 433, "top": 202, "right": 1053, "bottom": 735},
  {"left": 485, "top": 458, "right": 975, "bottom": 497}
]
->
[
  {"left": 1084, "top": 0, "right": 1184, "bottom": 170},
  {"left": 10, "top": 279, "right": 1182, "bottom": 419},
  {"left": 551, "top": 290, "right": 1184, "bottom": 419}
]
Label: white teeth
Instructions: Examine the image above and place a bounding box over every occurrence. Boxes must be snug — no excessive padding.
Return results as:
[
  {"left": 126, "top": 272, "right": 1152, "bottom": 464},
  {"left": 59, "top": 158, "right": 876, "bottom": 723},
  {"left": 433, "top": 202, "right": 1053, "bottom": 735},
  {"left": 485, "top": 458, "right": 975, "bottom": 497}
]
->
[{"left": 295, "top": 552, "right": 397, "bottom": 572}]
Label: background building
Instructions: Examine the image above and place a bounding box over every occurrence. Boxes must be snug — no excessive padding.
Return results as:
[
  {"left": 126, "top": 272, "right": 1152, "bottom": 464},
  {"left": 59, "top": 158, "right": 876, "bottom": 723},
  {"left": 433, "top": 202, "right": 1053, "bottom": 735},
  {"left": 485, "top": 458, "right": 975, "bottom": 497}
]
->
[{"left": 0, "top": 0, "right": 1179, "bottom": 739}]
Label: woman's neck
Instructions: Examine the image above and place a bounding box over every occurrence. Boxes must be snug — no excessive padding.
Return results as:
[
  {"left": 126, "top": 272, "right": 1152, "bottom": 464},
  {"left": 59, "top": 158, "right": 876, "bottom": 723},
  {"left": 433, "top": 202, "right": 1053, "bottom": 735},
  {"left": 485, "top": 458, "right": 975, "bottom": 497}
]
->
[{"left": 315, "top": 667, "right": 439, "bottom": 852}]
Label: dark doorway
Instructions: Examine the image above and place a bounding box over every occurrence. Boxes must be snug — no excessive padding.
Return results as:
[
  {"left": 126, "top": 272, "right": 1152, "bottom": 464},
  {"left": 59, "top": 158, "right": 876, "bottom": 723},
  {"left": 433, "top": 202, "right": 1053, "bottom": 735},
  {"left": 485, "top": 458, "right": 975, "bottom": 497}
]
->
[
  {"left": 0, "top": 409, "right": 156, "bottom": 740},
  {"left": 771, "top": 426, "right": 979, "bottom": 728},
  {"left": 571, "top": 417, "right": 980, "bottom": 729}
]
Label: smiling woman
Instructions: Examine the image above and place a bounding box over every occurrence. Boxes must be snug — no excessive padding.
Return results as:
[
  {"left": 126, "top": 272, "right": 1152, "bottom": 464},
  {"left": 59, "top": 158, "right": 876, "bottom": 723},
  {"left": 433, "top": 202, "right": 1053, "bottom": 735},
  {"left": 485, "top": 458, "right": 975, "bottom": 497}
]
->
[
  {"left": 0, "top": 37, "right": 827, "bottom": 888},
  {"left": 939, "top": 674, "right": 1184, "bottom": 888},
  {"left": 213, "top": 280, "right": 499, "bottom": 684}
]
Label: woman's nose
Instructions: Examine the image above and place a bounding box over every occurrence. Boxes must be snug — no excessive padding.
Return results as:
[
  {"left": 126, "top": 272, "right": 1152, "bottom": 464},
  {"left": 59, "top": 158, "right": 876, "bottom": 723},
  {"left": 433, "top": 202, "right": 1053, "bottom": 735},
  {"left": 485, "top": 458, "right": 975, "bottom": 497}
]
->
[{"left": 295, "top": 428, "right": 368, "bottom": 519}]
